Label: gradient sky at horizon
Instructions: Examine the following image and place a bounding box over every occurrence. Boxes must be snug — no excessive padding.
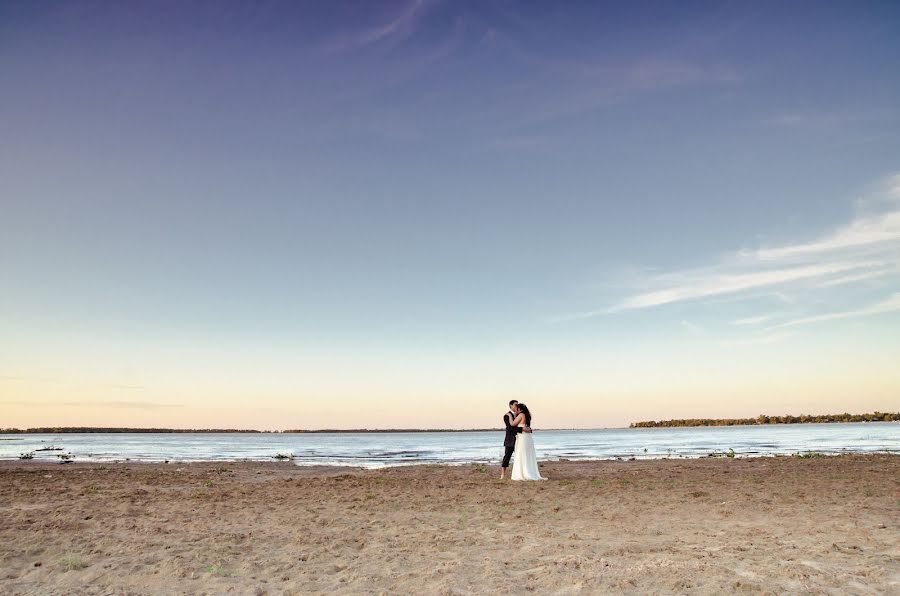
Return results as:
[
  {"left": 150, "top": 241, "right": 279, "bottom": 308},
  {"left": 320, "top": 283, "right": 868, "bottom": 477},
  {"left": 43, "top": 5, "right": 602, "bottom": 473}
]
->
[{"left": 2, "top": 0, "right": 899, "bottom": 429}]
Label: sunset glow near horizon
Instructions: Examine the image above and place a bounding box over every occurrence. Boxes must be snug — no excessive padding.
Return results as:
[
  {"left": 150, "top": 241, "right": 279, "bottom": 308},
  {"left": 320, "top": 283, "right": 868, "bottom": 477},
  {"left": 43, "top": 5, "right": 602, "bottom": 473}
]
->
[{"left": 2, "top": 1, "right": 899, "bottom": 430}]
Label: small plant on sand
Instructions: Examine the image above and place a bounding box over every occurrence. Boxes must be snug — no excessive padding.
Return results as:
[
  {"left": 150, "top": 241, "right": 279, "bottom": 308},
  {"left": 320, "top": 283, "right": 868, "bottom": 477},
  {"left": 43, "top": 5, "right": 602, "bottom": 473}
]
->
[
  {"left": 618, "top": 479, "right": 631, "bottom": 487},
  {"left": 61, "top": 554, "right": 88, "bottom": 571},
  {"left": 206, "top": 563, "right": 228, "bottom": 576},
  {"left": 591, "top": 479, "right": 605, "bottom": 487},
  {"left": 203, "top": 479, "right": 214, "bottom": 488},
  {"left": 473, "top": 463, "right": 487, "bottom": 473}
]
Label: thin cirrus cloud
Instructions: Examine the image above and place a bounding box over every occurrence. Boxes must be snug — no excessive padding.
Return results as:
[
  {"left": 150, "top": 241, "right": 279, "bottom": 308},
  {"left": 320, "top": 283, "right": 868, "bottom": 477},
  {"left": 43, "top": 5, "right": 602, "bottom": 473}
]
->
[
  {"left": 480, "top": 56, "right": 740, "bottom": 134},
  {"left": 748, "top": 210, "right": 900, "bottom": 261},
  {"left": 731, "top": 314, "right": 776, "bottom": 326},
  {"left": 767, "top": 107, "right": 899, "bottom": 130},
  {"left": 817, "top": 269, "right": 895, "bottom": 287},
  {"left": 766, "top": 292, "right": 900, "bottom": 331},
  {"left": 609, "top": 260, "right": 885, "bottom": 312},
  {"left": 323, "top": 0, "right": 433, "bottom": 53},
  {"left": 568, "top": 172, "right": 900, "bottom": 327}
]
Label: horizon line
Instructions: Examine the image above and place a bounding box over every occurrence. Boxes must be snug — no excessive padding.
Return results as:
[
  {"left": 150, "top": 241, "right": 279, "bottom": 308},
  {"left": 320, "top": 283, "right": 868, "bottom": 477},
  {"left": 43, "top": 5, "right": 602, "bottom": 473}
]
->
[{"left": 1, "top": 426, "right": 624, "bottom": 433}]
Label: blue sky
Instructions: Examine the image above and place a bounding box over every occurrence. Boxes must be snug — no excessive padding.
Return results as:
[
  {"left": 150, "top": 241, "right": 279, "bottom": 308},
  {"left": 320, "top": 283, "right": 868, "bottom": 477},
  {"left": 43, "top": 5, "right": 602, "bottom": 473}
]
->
[{"left": 1, "top": 1, "right": 899, "bottom": 428}]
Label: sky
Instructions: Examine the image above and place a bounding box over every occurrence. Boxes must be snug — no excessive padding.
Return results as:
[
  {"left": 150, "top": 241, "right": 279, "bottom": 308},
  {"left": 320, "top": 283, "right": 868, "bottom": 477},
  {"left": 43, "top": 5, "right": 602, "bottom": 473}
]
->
[{"left": 1, "top": 0, "right": 899, "bottom": 429}]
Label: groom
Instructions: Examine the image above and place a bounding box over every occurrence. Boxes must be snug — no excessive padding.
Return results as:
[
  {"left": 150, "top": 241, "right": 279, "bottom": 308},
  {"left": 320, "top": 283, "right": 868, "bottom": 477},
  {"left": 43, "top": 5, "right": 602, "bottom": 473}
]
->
[{"left": 500, "top": 399, "right": 532, "bottom": 480}]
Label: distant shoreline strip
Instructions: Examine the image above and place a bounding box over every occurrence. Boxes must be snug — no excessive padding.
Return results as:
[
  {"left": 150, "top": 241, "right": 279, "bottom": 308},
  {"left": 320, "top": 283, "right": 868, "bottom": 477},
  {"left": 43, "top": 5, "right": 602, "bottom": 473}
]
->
[{"left": 2, "top": 415, "right": 898, "bottom": 434}]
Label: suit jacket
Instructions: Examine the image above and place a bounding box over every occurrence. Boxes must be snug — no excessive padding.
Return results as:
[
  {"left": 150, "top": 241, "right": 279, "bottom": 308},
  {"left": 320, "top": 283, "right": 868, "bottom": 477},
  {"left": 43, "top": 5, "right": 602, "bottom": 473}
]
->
[{"left": 503, "top": 411, "right": 523, "bottom": 447}]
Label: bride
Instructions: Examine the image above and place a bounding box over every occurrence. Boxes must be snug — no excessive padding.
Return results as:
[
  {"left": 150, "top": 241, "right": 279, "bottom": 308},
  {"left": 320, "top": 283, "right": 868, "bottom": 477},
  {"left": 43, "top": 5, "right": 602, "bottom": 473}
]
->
[{"left": 510, "top": 403, "right": 545, "bottom": 481}]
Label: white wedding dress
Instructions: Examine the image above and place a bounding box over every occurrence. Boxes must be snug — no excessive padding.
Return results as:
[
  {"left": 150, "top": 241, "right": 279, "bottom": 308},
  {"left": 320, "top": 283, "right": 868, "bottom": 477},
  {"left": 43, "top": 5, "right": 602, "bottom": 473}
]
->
[{"left": 511, "top": 432, "right": 545, "bottom": 481}]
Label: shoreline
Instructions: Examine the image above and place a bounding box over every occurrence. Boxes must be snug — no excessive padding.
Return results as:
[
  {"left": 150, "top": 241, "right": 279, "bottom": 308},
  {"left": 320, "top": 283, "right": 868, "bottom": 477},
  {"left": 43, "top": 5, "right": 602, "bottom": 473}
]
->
[
  {"left": 1, "top": 454, "right": 897, "bottom": 594},
  {"left": 2, "top": 449, "right": 898, "bottom": 469},
  {"left": 2, "top": 451, "right": 897, "bottom": 468},
  {"left": 2, "top": 451, "right": 898, "bottom": 470}
]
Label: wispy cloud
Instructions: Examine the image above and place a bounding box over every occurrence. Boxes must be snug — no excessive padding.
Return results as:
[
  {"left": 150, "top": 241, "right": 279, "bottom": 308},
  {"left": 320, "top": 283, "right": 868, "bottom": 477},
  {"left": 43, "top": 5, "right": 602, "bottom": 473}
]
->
[
  {"left": 731, "top": 315, "right": 775, "bottom": 326},
  {"left": 818, "top": 269, "right": 893, "bottom": 287},
  {"left": 315, "top": 5, "right": 739, "bottom": 147},
  {"left": 748, "top": 211, "right": 900, "bottom": 261},
  {"left": 324, "top": 0, "right": 434, "bottom": 53},
  {"left": 486, "top": 57, "right": 739, "bottom": 133},
  {"left": 565, "top": 172, "right": 900, "bottom": 332},
  {"left": 767, "top": 108, "right": 898, "bottom": 130},
  {"left": 765, "top": 293, "right": 900, "bottom": 331},
  {"left": 609, "top": 260, "right": 883, "bottom": 312}
]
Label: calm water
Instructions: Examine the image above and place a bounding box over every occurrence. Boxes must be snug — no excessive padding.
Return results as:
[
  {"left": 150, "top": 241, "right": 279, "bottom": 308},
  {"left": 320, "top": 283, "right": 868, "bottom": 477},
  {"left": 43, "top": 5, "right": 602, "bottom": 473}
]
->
[{"left": 1, "top": 423, "right": 896, "bottom": 468}]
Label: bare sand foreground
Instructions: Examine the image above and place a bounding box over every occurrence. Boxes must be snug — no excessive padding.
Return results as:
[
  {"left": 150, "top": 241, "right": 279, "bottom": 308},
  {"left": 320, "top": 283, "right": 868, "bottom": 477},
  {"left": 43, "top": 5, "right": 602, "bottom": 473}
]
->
[{"left": 0, "top": 455, "right": 897, "bottom": 595}]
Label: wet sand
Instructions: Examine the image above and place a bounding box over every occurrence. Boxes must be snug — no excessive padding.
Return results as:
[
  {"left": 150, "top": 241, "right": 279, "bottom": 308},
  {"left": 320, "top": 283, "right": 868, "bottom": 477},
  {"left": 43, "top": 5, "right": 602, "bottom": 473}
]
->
[{"left": 0, "top": 454, "right": 897, "bottom": 594}]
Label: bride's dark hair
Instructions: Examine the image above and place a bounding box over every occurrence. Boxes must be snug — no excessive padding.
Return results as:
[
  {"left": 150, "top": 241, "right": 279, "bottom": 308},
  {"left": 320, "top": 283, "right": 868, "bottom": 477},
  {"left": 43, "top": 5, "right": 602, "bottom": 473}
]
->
[{"left": 517, "top": 403, "right": 532, "bottom": 426}]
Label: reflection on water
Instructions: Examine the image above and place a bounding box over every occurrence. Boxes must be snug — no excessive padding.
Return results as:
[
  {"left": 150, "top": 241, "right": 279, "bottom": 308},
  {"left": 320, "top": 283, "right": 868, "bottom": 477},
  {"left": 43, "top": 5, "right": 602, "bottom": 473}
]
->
[{"left": 1, "top": 422, "right": 897, "bottom": 469}]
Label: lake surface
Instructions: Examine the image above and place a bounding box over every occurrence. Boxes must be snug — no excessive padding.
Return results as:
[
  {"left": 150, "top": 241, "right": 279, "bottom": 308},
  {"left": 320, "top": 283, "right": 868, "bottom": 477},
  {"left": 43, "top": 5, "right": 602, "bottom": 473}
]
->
[{"left": 1, "top": 422, "right": 896, "bottom": 468}]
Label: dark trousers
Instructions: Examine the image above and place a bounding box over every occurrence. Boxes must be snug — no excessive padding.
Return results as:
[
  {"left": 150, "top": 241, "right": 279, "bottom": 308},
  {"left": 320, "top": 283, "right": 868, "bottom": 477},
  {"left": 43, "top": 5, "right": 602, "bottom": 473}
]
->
[{"left": 501, "top": 445, "right": 515, "bottom": 468}]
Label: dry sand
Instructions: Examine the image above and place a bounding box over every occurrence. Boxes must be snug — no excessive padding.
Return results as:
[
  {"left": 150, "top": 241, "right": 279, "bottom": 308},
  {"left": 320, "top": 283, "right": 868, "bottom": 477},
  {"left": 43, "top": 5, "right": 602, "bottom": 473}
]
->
[{"left": 1, "top": 454, "right": 897, "bottom": 594}]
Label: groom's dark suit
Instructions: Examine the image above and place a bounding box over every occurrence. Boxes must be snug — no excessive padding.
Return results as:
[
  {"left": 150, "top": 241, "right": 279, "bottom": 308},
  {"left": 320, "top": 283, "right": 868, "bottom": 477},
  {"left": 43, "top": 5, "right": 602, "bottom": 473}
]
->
[{"left": 501, "top": 410, "right": 523, "bottom": 469}]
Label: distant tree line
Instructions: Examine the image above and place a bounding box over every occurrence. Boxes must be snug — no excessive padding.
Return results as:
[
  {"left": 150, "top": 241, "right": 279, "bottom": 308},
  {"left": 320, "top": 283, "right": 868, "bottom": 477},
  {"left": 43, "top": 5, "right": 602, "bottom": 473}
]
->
[{"left": 630, "top": 412, "right": 898, "bottom": 428}]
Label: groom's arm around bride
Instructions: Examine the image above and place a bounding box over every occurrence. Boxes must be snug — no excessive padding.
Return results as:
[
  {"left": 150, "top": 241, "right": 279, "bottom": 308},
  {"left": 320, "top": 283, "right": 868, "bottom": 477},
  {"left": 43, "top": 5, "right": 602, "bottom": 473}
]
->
[{"left": 500, "top": 400, "right": 531, "bottom": 480}]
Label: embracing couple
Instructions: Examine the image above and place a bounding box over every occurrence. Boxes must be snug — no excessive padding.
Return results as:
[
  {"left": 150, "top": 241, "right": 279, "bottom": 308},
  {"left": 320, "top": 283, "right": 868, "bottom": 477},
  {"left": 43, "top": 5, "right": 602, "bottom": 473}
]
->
[{"left": 500, "top": 400, "right": 545, "bottom": 481}]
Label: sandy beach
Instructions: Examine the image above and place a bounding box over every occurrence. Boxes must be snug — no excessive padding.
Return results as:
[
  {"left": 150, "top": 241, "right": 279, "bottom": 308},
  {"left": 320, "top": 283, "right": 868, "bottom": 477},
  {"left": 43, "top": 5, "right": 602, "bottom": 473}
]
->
[{"left": 1, "top": 454, "right": 897, "bottom": 594}]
